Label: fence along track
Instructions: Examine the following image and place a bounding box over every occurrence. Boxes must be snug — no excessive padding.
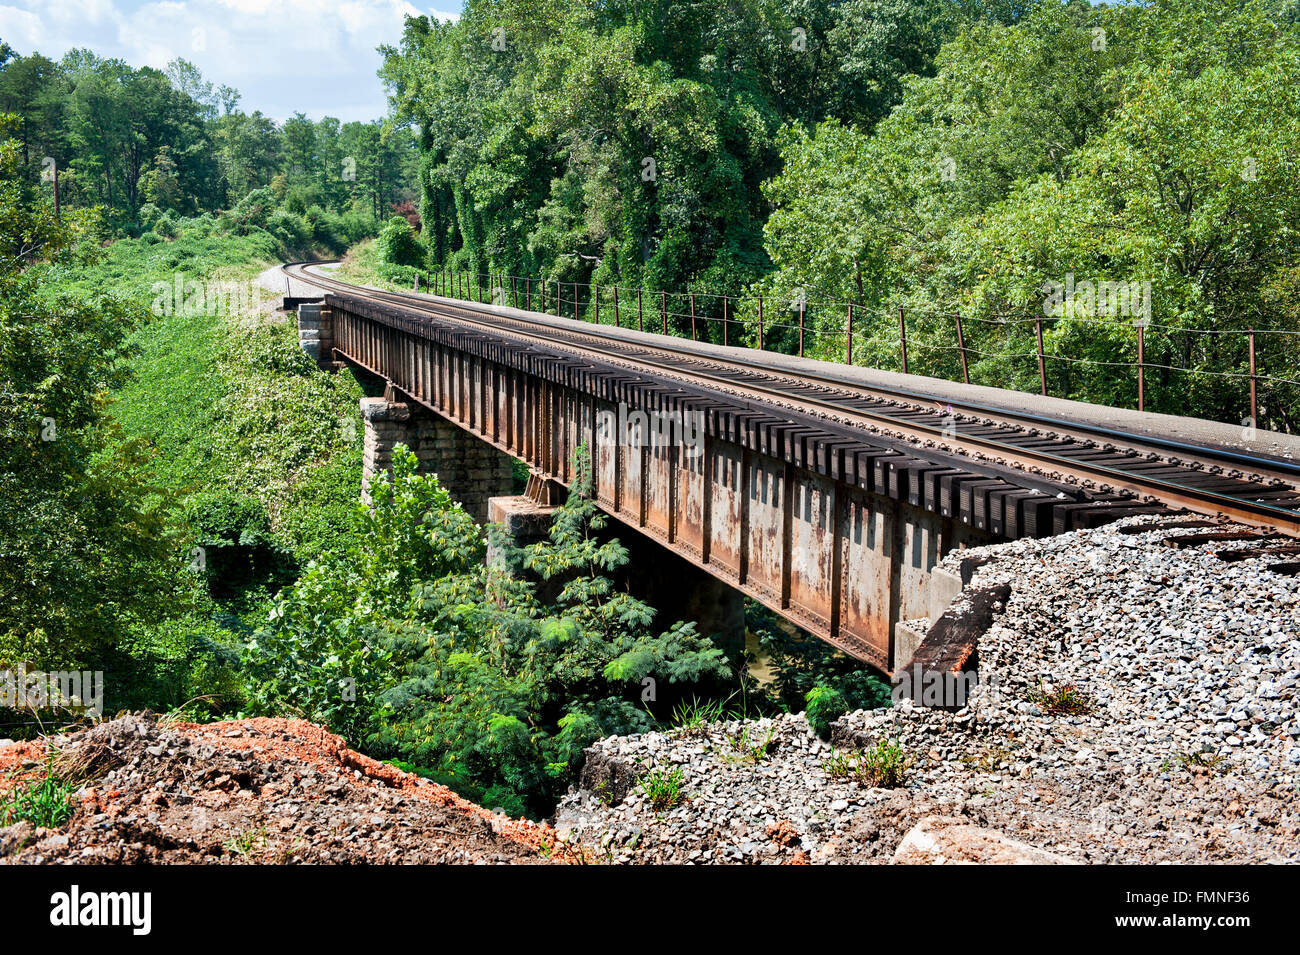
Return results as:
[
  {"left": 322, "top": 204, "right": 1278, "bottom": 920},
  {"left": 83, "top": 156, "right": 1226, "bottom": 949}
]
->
[{"left": 285, "top": 264, "right": 1300, "bottom": 539}]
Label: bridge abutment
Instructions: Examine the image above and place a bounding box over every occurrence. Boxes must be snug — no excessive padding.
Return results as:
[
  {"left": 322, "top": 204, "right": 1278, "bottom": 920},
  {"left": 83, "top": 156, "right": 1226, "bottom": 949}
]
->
[
  {"left": 296, "top": 303, "right": 333, "bottom": 366},
  {"left": 361, "top": 396, "right": 515, "bottom": 523}
]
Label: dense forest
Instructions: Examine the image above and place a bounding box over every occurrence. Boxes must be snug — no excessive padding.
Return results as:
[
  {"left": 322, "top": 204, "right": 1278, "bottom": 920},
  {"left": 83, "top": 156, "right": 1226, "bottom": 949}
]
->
[
  {"left": 378, "top": 0, "right": 1300, "bottom": 427},
  {"left": 0, "top": 44, "right": 418, "bottom": 244}
]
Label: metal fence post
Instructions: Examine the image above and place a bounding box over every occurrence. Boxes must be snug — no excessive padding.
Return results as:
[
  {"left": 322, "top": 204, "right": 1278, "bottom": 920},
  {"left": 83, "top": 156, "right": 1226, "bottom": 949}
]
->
[
  {"left": 1249, "top": 327, "right": 1258, "bottom": 425},
  {"left": 846, "top": 303, "right": 853, "bottom": 365},
  {"left": 1035, "top": 319, "right": 1047, "bottom": 396},
  {"left": 690, "top": 292, "right": 696, "bottom": 341},
  {"left": 1137, "top": 323, "right": 1146, "bottom": 412},
  {"left": 799, "top": 298, "right": 805, "bottom": 357},
  {"left": 897, "top": 305, "right": 908, "bottom": 375},
  {"left": 955, "top": 311, "right": 969, "bottom": 384},
  {"left": 758, "top": 296, "right": 764, "bottom": 350}
]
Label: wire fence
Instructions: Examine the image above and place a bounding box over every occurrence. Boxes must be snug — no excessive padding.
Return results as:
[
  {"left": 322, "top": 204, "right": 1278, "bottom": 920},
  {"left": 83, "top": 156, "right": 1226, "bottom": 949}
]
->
[{"left": 409, "top": 268, "right": 1300, "bottom": 431}]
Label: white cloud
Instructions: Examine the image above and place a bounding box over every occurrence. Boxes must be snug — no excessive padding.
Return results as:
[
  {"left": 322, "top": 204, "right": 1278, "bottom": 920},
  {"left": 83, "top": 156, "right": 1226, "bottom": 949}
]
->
[
  {"left": 0, "top": 5, "right": 46, "bottom": 47},
  {"left": 2, "top": 0, "right": 446, "bottom": 121}
]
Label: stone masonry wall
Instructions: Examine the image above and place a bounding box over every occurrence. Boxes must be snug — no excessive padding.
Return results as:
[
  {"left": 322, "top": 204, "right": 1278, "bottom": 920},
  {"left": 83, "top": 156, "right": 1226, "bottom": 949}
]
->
[
  {"left": 361, "top": 396, "right": 515, "bottom": 523},
  {"left": 297, "top": 303, "right": 333, "bottom": 366}
]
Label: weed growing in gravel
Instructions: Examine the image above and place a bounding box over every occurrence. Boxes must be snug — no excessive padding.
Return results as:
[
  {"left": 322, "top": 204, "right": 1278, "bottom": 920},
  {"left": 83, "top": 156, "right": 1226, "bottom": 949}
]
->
[
  {"left": 1029, "top": 683, "right": 1095, "bottom": 716},
  {"left": 1162, "top": 748, "right": 1228, "bottom": 775},
  {"left": 223, "top": 827, "right": 268, "bottom": 856},
  {"left": 823, "top": 739, "right": 911, "bottom": 788},
  {"left": 0, "top": 758, "right": 76, "bottom": 828},
  {"left": 671, "top": 696, "right": 733, "bottom": 735},
  {"left": 823, "top": 751, "right": 856, "bottom": 779},
  {"left": 640, "top": 767, "right": 686, "bottom": 811},
  {"left": 859, "top": 739, "right": 910, "bottom": 787},
  {"left": 725, "top": 725, "right": 776, "bottom": 764}
]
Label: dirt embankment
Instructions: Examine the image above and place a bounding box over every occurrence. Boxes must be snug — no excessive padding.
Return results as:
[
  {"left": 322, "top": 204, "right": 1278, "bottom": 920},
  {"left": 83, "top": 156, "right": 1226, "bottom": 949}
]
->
[{"left": 0, "top": 713, "right": 574, "bottom": 864}]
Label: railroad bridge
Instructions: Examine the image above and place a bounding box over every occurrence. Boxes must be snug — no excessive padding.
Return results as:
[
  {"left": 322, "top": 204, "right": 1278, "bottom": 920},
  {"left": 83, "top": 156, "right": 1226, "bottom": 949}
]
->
[{"left": 286, "top": 264, "right": 1300, "bottom": 673}]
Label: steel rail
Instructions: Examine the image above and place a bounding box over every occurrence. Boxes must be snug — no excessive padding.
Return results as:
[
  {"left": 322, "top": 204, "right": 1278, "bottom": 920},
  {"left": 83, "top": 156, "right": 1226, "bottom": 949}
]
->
[{"left": 285, "top": 264, "right": 1300, "bottom": 537}]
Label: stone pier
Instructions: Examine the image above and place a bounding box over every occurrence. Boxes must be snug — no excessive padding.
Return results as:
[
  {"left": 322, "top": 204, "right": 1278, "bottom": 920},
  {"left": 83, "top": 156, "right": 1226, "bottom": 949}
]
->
[
  {"left": 296, "top": 303, "right": 333, "bottom": 366},
  {"left": 487, "top": 495, "right": 564, "bottom": 601},
  {"left": 361, "top": 396, "right": 515, "bottom": 523}
]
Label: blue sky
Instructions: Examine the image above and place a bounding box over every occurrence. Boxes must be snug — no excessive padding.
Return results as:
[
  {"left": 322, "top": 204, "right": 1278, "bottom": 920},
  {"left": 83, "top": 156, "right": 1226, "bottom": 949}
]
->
[{"left": 0, "top": 0, "right": 462, "bottom": 122}]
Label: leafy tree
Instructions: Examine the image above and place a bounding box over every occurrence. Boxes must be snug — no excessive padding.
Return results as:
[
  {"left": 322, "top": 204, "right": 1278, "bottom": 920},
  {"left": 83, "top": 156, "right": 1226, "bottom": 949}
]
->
[
  {"left": 378, "top": 0, "right": 965, "bottom": 335},
  {"left": 246, "top": 446, "right": 732, "bottom": 815},
  {"left": 376, "top": 214, "right": 426, "bottom": 269},
  {"left": 756, "top": 0, "right": 1300, "bottom": 424},
  {"left": 0, "top": 119, "right": 186, "bottom": 669}
]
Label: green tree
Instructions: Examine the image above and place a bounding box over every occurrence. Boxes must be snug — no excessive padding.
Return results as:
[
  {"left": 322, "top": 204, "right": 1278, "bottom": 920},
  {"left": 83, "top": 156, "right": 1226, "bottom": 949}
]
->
[
  {"left": 246, "top": 446, "right": 731, "bottom": 815},
  {"left": 0, "top": 118, "right": 185, "bottom": 669}
]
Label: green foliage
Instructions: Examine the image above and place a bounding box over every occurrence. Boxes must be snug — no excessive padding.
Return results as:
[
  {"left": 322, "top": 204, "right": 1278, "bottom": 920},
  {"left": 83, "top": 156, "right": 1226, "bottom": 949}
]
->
[
  {"left": 1, "top": 110, "right": 370, "bottom": 716},
  {"left": 671, "top": 695, "right": 734, "bottom": 735},
  {"left": 1162, "top": 748, "right": 1228, "bottom": 776},
  {"left": 0, "top": 50, "right": 416, "bottom": 234},
  {"left": 805, "top": 685, "right": 848, "bottom": 739},
  {"left": 1028, "top": 683, "right": 1095, "bottom": 716},
  {"left": 245, "top": 447, "right": 730, "bottom": 816},
  {"left": 858, "top": 738, "right": 910, "bottom": 787},
  {"left": 377, "top": 215, "right": 426, "bottom": 269},
  {"left": 105, "top": 612, "right": 244, "bottom": 718},
  {"left": 824, "top": 739, "right": 911, "bottom": 787},
  {"left": 0, "top": 758, "right": 76, "bottom": 828},
  {"left": 751, "top": 601, "right": 892, "bottom": 718},
  {"left": 639, "top": 766, "right": 686, "bottom": 812},
  {"left": 378, "top": 0, "right": 978, "bottom": 331},
  {"left": 725, "top": 724, "right": 776, "bottom": 764},
  {"left": 759, "top": 0, "right": 1300, "bottom": 425},
  {"left": 0, "top": 121, "right": 187, "bottom": 670}
]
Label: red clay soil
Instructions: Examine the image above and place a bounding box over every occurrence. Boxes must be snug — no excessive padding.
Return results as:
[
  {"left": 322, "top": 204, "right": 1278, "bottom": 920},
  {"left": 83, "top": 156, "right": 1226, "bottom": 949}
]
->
[
  {"left": 181, "top": 717, "right": 554, "bottom": 847},
  {"left": 0, "top": 713, "right": 582, "bottom": 864}
]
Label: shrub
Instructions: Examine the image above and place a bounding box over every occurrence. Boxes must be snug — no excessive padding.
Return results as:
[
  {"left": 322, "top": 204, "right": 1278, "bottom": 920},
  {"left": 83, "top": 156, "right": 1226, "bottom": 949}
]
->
[
  {"left": 227, "top": 187, "right": 277, "bottom": 233},
  {"left": 266, "top": 209, "right": 309, "bottom": 249},
  {"left": 137, "top": 202, "right": 162, "bottom": 229},
  {"left": 181, "top": 490, "right": 294, "bottom": 602},
  {"left": 376, "top": 215, "right": 425, "bottom": 269},
  {"left": 153, "top": 210, "right": 179, "bottom": 238},
  {"left": 805, "top": 684, "right": 848, "bottom": 738}
]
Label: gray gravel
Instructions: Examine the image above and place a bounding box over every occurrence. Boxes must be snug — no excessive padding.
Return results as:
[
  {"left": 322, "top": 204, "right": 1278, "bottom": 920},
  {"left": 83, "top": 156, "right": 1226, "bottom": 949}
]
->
[{"left": 554, "top": 515, "right": 1300, "bottom": 863}]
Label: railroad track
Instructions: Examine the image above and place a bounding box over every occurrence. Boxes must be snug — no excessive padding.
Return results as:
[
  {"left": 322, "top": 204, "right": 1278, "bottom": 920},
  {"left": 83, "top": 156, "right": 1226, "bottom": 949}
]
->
[{"left": 284, "top": 263, "right": 1300, "bottom": 541}]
